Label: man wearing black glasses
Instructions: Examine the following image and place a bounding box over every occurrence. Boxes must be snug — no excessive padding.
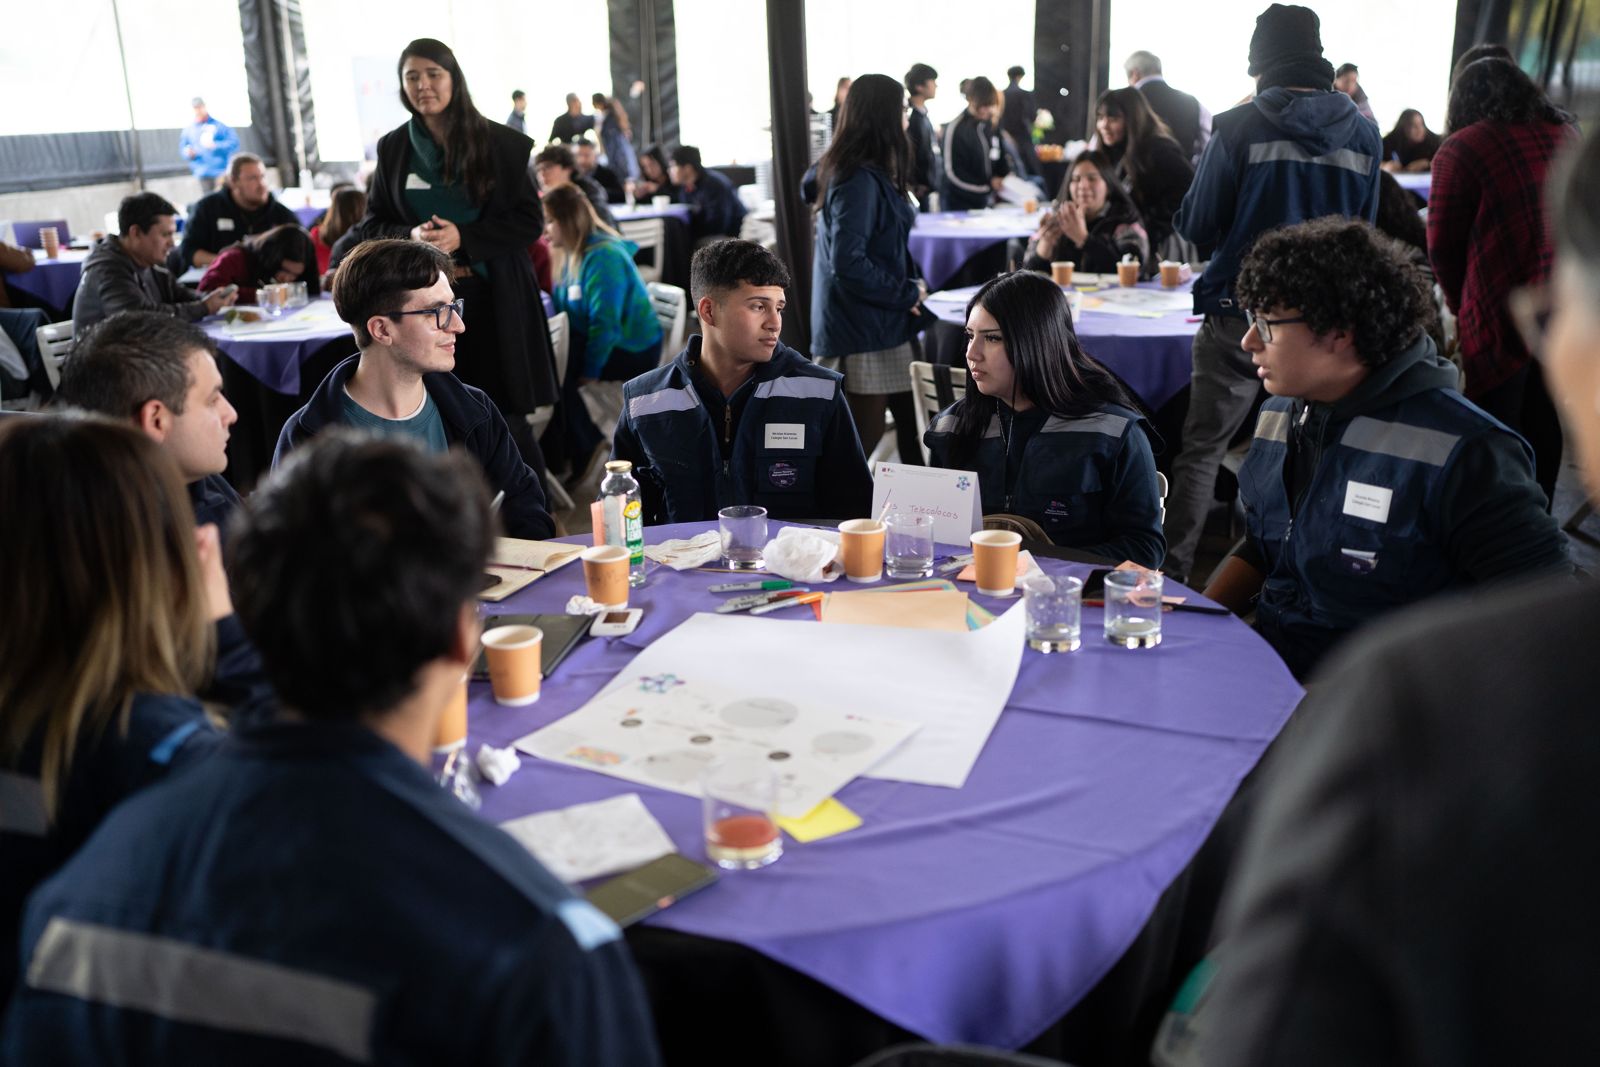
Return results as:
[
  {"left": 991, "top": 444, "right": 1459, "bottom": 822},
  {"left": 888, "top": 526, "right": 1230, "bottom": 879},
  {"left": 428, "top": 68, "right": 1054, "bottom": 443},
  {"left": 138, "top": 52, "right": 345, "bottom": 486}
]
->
[
  {"left": 1201, "top": 218, "right": 1569, "bottom": 680},
  {"left": 274, "top": 238, "right": 554, "bottom": 538}
]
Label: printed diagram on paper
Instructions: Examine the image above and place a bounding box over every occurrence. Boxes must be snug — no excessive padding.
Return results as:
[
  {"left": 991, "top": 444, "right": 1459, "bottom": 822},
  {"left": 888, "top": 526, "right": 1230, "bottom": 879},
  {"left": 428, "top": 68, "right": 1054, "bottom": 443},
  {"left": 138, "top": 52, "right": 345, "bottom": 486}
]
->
[
  {"left": 1079, "top": 286, "right": 1194, "bottom": 316},
  {"left": 514, "top": 670, "right": 919, "bottom": 817}
]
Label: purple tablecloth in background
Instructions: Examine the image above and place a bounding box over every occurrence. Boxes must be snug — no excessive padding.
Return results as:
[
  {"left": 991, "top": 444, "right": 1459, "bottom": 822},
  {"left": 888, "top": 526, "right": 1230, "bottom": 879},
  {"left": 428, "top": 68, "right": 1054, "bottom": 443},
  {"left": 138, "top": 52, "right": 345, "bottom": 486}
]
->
[
  {"left": 204, "top": 291, "right": 559, "bottom": 396},
  {"left": 4, "top": 250, "right": 87, "bottom": 311},
  {"left": 1394, "top": 170, "right": 1431, "bottom": 203},
  {"left": 465, "top": 522, "right": 1302, "bottom": 1048},
  {"left": 910, "top": 211, "right": 1041, "bottom": 290},
  {"left": 927, "top": 280, "right": 1200, "bottom": 410},
  {"left": 293, "top": 204, "right": 322, "bottom": 227}
]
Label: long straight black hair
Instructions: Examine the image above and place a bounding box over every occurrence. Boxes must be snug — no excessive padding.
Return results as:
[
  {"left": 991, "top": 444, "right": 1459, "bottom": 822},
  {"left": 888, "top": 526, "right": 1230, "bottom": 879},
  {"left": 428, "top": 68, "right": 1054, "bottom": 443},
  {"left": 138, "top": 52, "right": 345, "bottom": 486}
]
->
[
  {"left": 1094, "top": 87, "right": 1180, "bottom": 202},
  {"left": 397, "top": 38, "right": 497, "bottom": 204},
  {"left": 816, "top": 72, "right": 910, "bottom": 203},
  {"left": 948, "top": 271, "right": 1139, "bottom": 466}
]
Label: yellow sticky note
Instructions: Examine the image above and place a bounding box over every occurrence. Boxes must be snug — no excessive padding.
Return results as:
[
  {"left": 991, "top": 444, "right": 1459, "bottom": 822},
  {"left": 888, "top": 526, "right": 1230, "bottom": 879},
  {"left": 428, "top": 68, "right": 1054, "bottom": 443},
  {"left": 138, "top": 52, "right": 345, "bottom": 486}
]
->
[{"left": 776, "top": 798, "right": 862, "bottom": 843}]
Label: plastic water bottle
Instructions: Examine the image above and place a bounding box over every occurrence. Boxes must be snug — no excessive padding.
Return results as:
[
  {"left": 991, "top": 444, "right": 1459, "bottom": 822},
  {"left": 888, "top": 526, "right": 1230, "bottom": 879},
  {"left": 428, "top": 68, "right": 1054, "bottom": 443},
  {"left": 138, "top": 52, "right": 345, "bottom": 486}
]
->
[{"left": 599, "top": 460, "right": 645, "bottom": 586}]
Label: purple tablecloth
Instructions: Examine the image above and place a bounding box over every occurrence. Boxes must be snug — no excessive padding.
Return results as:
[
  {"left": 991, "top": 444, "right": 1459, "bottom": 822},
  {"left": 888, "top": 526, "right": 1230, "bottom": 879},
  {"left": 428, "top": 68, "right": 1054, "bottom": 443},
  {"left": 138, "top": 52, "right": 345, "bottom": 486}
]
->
[
  {"left": 928, "top": 280, "right": 1200, "bottom": 409},
  {"left": 204, "top": 292, "right": 559, "bottom": 395},
  {"left": 293, "top": 204, "right": 322, "bottom": 227},
  {"left": 613, "top": 202, "right": 694, "bottom": 225},
  {"left": 465, "top": 522, "right": 1302, "bottom": 1048},
  {"left": 4, "top": 250, "right": 87, "bottom": 311},
  {"left": 910, "top": 211, "right": 1041, "bottom": 290},
  {"left": 1395, "top": 170, "right": 1431, "bottom": 203}
]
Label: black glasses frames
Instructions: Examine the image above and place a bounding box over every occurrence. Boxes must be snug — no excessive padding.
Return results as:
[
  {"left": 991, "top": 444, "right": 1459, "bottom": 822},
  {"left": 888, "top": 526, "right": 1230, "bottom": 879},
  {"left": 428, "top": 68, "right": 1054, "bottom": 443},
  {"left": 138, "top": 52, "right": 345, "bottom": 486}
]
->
[{"left": 385, "top": 298, "right": 464, "bottom": 330}]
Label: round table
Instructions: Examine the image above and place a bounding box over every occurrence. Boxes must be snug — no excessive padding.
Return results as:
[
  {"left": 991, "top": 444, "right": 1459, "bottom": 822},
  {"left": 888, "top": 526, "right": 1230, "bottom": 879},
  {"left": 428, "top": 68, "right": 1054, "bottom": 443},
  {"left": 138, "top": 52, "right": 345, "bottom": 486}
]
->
[
  {"left": 909, "top": 209, "right": 1044, "bottom": 291},
  {"left": 1394, "top": 169, "right": 1432, "bottom": 203},
  {"left": 926, "top": 276, "right": 1201, "bottom": 410},
  {"left": 3, "top": 249, "right": 88, "bottom": 312},
  {"left": 464, "top": 522, "right": 1302, "bottom": 1062}
]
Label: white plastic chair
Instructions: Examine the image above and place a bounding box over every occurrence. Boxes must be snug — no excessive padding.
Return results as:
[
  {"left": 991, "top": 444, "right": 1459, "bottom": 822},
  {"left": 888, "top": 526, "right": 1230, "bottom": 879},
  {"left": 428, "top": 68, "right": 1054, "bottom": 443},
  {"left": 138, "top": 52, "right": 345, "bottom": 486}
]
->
[
  {"left": 34, "top": 320, "right": 74, "bottom": 390},
  {"left": 908, "top": 360, "right": 968, "bottom": 464},
  {"left": 619, "top": 217, "right": 665, "bottom": 284},
  {"left": 529, "top": 312, "right": 575, "bottom": 511},
  {"left": 648, "top": 282, "right": 688, "bottom": 365}
]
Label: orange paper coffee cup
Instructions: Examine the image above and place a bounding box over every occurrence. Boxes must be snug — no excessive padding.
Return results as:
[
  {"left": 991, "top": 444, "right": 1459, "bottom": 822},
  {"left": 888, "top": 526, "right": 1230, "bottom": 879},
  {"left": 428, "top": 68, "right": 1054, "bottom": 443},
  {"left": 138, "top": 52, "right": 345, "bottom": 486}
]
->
[
  {"left": 1159, "top": 260, "right": 1182, "bottom": 288},
  {"left": 970, "top": 530, "right": 1022, "bottom": 596},
  {"left": 482, "top": 625, "right": 543, "bottom": 706},
  {"left": 1051, "top": 261, "right": 1075, "bottom": 286},
  {"left": 838, "top": 519, "right": 886, "bottom": 583},
  {"left": 433, "top": 675, "right": 468, "bottom": 751},
  {"left": 1117, "top": 261, "right": 1138, "bottom": 287},
  {"left": 581, "top": 544, "right": 630, "bottom": 608}
]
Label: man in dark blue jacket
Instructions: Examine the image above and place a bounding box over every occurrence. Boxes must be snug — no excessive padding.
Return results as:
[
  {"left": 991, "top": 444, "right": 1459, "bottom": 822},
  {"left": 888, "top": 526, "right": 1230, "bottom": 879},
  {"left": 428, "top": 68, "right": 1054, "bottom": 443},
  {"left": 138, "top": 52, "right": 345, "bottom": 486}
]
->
[
  {"left": 273, "top": 238, "right": 554, "bottom": 540},
  {"left": 614, "top": 239, "right": 873, "bottom": 523},
  {"left": 54, "top": 311, "right": 242, "bottom": 534},
  {"left": 1202, "top": 218, "right": 1569, "bottom": 680},
  {"left": 1161, "top": 3, "right": 1382, "bottom": 583},
  {"left": 905, "top": 63, "right": 940, "bottom": 210},
  {"left": 1, "top": 434, "right": 660, "bottom": 1065},
  {"left": 669, "top": 145, "right": 747, "bottom": 245}
]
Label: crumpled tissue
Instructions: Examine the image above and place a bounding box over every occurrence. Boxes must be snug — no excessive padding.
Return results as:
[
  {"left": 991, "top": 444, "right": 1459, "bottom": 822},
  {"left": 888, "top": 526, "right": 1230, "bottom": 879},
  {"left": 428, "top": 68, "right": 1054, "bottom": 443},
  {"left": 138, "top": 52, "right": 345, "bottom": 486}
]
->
[
  {"left": 566, "top": 594, "right": 601, "bottom": 615},
  {"left": 476, "top": 743, "right": 523, "bottom": 786},
  {"left": 763, "top": 526, "right": 843, "bottom": 583},
  {"left": 643, "top": 530, "right": 723, "bottom": 570}
]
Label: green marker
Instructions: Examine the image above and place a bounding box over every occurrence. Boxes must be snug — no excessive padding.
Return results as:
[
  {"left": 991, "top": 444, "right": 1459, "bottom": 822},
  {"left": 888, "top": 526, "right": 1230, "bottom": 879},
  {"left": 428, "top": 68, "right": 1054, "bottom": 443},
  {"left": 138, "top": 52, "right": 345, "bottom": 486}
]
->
[{"left": 708, "top": 579, "right": 796, "bottom": 593}]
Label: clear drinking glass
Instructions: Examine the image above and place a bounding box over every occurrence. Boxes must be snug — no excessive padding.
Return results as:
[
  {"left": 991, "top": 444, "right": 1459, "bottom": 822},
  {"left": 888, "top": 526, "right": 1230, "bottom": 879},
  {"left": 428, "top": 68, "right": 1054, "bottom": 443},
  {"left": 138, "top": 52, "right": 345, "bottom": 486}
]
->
[
  {"left": 702, "top": 757, "right": 782, "bottom": 870},
  {"left": 1104, "top": 569, "right": 1164, "bottom": 648},
  {"left": 884, "top": 510, "right": 935, "bottom": 578},
  {"left": 718, "top": 505, "right": 768, "bottom": 570},
  {"left": 1024, "top": 574, "right": 1083, "bottom": 652}
]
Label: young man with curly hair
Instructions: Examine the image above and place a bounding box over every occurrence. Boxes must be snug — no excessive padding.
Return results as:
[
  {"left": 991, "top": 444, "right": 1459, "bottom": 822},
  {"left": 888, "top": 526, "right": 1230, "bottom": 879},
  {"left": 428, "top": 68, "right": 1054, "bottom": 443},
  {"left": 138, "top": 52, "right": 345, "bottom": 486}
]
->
[{"left": 1202, "top": 217, "right": 1570, "bottom": 679}]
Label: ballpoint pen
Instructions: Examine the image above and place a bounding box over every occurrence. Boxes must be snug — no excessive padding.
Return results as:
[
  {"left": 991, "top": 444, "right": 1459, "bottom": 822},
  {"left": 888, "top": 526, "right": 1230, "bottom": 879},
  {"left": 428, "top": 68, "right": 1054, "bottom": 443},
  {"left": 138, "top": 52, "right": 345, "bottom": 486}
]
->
[{"left": 708, "top": 579, "right": 798, "bottom": 593}]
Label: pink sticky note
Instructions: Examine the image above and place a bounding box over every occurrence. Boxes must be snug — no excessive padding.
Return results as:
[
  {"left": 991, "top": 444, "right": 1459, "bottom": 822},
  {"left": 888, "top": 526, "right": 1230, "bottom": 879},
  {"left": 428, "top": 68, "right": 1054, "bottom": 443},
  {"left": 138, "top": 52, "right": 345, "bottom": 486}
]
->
[{"left": 589, "top": 501, "right": 605, "bottom": 546}]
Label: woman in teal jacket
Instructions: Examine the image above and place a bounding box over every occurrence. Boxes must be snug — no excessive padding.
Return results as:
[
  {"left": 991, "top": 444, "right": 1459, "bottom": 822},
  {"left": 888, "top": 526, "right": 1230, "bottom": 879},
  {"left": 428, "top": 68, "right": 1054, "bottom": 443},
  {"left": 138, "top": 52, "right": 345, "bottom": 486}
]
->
[{"left": 544, "top": 183, "right": 664, "bottom": 466}]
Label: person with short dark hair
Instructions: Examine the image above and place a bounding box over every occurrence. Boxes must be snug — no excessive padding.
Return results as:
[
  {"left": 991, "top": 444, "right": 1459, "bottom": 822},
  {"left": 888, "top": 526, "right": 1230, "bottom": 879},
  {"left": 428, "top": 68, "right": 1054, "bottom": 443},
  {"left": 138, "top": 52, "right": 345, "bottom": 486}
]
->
[
  {"left": 1000, "top": 64, "right": 1041, "bottom": 177},
  {"left": 74, "top": 193, "right": 236, "bottom": 338},
  {"left": 926, "top": 271, "right": 1165, "bottom": 565},
  {"left": 1185, "top": 129, "right": 1600, "bottom": 1065},
  {"left": 904, "top": 63, "right": 940, "bottom": 210},
  {"left": 55, "top": 311, "right": 242, "bottom": 531},
  {"left": 179, "top": 96, "right": 239, "bottom": 194},
  {"left": 275, "top": 238, "right": 554, "bottom": 539},
  {"left": 0, "top": 414, "right": 243, "bottom": 1014},
  {"left": 574, "top": 137, "right": 626, "bottom": 203},
  {"left": 613, "top": 239, "right": 872, "bottom": 522},
  {"left": 1161, "top": 3, "right": 1383, "bottom": 583},
  {"left": 1124, "top": 50, "right": 1212, "bottom": 163},
  {"left": 1201, "top": 217, "right": 1569, "bottom": 679},
  {"left": 197, "top": 223, "right": 320, "bottom": 305},
  {"left": 533, "top": 143, "right": 617, "bottom": 228},
  {"left": 550, "top": 91, "right": 595, "bottom": 143},
  {"left": 506, "top": 88, "right": 527, "bottom": 132},
  {"left": 1333, "top": 61, "right": 1377, "bottom": 123},
  {"left": 1429, "top": 56, "right": 1576, "bottom": 501},
  {"left": 0, "top": 433, "right": 662, "bottom": 1065},
  {"left": 941, "top": 76, "right": 1008, "bottom": 211},
  {"left": 668, "top": 145, "right": 746, "bottom": 244},
  {"left": 174, "top": 151, "right": 300, "bottom": 271}
]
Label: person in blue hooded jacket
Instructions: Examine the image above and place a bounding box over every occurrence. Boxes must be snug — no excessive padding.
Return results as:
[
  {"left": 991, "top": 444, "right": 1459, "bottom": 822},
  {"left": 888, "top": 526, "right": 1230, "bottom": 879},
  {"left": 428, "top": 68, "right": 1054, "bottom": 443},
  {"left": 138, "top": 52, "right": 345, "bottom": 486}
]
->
[
  {"left": 811, "top": 72, "right": 928, "bottom": 469},
  {"left": 1160, "top": 3, "right": 1382, "bottom": 584},
  {"left": 924, "top": 270, "right": 1166, "bottom": 567}
]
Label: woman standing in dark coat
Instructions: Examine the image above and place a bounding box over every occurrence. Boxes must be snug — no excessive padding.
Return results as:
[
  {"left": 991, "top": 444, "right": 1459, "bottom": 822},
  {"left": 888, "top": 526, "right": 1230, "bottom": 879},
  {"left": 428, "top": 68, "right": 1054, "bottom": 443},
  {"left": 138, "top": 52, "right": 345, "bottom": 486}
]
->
[
  {"left": 337, "top": 37, "right": 555, "bottom": 466},
  {"left": 811, "top": 72, "right": 926, "bottom": 465},
  {"left": 1092, "top": 88, "right": 1193, "bottom": 256}
]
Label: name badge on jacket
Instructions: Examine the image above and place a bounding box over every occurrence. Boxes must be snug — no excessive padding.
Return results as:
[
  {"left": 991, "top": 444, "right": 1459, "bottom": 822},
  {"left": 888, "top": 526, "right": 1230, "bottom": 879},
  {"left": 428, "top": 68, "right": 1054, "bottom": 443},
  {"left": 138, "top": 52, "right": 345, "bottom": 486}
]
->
[
  {"left": 216, "top": 218, "right": 235, "bottom": 232},
  {"left": 404, "top": 173, "right": 431, "bottom": 190},
  {"left": 1342, "top": 481, "right": 1393, "bottom": 523},
  {"left": 764, "top": 423, "right": 805, "bottom": 449},
  {"left": 567, "top": 284, "right": 583, "bottom": 302}
]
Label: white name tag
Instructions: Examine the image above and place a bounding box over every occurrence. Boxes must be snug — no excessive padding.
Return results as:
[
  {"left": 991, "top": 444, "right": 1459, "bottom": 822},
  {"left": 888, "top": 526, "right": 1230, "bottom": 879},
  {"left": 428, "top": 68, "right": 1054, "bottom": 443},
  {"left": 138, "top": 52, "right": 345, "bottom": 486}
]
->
[
  {"left": 567, "top": 284, "right": 583, "bottom": 302},
  {"left": 404, "top": 173, "right": 431, "bottom": 190},
  {"left": 216, "top": 218, "right": 235, "bottom": 232},
  {"left": 1342, "top": 481, "right": 1393, "bottom": 524},
  {"left": 764, "top": 423, "right": 805, "bottom": 449}
]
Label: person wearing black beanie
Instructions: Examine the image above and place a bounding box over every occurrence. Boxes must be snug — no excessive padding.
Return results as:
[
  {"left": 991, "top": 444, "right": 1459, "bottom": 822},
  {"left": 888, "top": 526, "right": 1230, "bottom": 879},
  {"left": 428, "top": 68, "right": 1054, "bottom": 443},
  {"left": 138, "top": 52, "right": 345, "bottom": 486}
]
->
[{"left": 1158, "top": 2, "right": 1382, "bottom": 584}]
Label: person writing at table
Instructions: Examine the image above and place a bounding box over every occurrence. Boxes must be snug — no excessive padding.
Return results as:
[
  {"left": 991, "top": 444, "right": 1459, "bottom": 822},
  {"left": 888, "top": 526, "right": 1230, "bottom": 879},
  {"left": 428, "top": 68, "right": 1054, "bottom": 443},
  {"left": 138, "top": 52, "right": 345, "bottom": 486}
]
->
[
  {"left": 811, "top": 72, "right": 928, "bottom": 471},
  {"left": 613, "top": 239, "right": 873, "bottom": 523},
  {"left": 274, "top": 238, "right": 555, "bottom": 540},
  {"left": 1380, "top": 108, "right": 1442, "bottom": 172},
  {"left": 334, "top": 37, "right": 556, "bottom": 469},
  {"left": 544, "top": 183, "right": 663, "bottom": 485},
  {"left": 924, "top": 270, "right": 1165, "bottom": 567},
  {"left": 941, "top": 76, "right": 1008, "bottom": 211},
  {"left": 1022, "top": 150, "right": 1152, "bottom": 276},
  {"left": 1202, "top": 217, "right": 1570, "bottom": 681},
  {"left": 197, "top": 223, "right": 320, "bottom": 306},
  {"left": 0, "top": 415, "right": 262, "bottom": 1013},
  {"left": 1, "top": 434, "right": 661, "bottom": 1065}
]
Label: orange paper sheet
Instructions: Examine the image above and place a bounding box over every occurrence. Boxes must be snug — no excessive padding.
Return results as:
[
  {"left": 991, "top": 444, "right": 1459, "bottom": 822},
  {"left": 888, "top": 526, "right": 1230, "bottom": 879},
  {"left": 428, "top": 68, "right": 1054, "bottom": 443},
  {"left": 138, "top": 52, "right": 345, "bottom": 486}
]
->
[{"left": 820, "top": 588, "right": 971, "bottom": 632}]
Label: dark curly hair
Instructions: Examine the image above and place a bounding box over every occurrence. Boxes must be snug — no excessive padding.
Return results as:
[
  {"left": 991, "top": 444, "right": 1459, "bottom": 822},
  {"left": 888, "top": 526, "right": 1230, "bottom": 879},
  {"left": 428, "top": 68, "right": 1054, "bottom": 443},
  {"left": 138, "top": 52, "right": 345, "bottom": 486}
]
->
[
  {"left": 228, "top": 431, "right": 494, "bottom": 721},
  {"left": 1446, "top": 57, "right": 1569, "bottom": 132},
  {"left": 1236, "top": 217, "right": 1435, "bottom": 366}
]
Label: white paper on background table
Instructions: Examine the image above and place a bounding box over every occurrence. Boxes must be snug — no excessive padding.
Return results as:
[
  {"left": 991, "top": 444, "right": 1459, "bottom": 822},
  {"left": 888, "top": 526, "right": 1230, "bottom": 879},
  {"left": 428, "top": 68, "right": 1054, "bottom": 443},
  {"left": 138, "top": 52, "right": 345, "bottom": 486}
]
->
[
  {"left": 499, "top": 793, "right": 677, "bottom": 884},
  {"left": 1078, "top": 287, "right": 1195, "bottom": 316},
  {"left": 515, "top": 607, "right": 1027, "bottom": 798},
  {"left": 514, "top": 613, "right": 923, "bottom": 816},
  {"left": 220, "top": 298, "right": 345, "bottom": 336}
]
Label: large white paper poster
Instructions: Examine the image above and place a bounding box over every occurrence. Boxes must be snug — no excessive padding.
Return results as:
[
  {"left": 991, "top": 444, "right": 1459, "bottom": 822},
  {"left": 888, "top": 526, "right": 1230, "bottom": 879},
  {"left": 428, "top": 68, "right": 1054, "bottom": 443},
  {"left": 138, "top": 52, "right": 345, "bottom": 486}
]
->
[
  {"left": 871, "top": 461, "right": 982, "bottom": 547},
  {"left": 515, "top": 607, "right": 1027, "bottom": 802}
]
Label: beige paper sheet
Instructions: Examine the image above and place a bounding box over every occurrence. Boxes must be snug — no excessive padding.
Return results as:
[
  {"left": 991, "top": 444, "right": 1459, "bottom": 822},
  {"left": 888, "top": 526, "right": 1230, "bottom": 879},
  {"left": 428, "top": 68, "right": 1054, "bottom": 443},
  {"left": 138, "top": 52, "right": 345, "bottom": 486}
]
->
[{"left": 821, "top": 588, "right": 971, "bottom": 632}]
